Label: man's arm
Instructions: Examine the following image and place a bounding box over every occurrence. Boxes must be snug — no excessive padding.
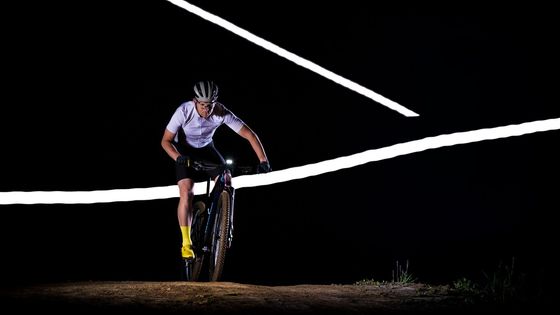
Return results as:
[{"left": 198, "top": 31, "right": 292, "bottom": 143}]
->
[
  {"left": 161, "top": 129, "right": 182, "bottom": 161},
  {"left": 238, "top": 124, "right": 268, "bottom": 163}
]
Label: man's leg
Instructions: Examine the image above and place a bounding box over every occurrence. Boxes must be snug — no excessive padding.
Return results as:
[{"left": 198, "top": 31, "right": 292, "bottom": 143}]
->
[{"left": 178, "top": 178, "right": 195, "bottom": 259}]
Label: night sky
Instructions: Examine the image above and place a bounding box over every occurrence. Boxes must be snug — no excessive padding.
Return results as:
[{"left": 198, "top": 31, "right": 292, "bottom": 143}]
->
[{"left": 1, "top": 1, "right": 559, "bottom": 286}]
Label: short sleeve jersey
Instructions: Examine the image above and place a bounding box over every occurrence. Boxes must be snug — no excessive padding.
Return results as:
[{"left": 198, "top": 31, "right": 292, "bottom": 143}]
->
[{"left": 165, "top": 101, "right": 245, "bottom": 148}]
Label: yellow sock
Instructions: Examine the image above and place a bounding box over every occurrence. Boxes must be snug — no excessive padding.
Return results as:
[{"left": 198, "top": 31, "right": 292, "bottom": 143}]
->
[
  {"left": 180, "top": 226, "right": 194, "bottom": 258},
  {"left": 180, "top": 226, "right": 192, "bottom": 247}
]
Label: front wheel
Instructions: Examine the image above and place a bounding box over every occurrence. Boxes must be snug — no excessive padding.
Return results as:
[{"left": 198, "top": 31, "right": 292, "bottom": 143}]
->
[{"left": 208, "top": 191, "right": 231, "bottom": 281}]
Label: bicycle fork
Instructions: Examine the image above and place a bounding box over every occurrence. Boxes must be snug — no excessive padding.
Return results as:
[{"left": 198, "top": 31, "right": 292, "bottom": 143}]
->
[
  {"left": 201, "top": 175, "right": 225, "bottom": 252},
  {"left": 227, "top": 187, "right": 235, "bottom": 249},
  {"left": 202, "top": 201, "right": 217, "bottom": 253}
]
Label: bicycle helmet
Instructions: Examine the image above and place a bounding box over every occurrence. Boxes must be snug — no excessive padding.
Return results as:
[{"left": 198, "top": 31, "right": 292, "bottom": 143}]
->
[{"left": 193, "top": 80, "right": 219, "bottom": 102}]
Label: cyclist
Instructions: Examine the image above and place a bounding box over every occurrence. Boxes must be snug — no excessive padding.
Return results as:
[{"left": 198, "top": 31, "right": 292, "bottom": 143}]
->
[{"left": 161, "top": 80, "right": 271, "bottom": 260}]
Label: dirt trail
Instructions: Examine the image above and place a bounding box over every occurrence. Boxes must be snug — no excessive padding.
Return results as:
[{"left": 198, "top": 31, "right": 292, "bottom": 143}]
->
[{"left": 0, "top": 281, "right": 529, "bottom": 314}]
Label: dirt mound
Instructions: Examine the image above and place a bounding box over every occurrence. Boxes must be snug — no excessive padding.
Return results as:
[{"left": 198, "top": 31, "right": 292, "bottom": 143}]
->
[{"left": 0, "top": 281, "right": 538, "bottom": 314}]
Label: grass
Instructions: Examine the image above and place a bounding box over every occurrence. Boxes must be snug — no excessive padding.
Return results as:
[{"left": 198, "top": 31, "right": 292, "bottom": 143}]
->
[
  {"left": 354, "top": 259, "right": 416, "bottom": 286},
  {"left": 451, "top": 256, "right": 542, "bottom": 306},
  {"left": 392, "top": 260, "right": 416, "bottom": 284},
  {"left": 354, "top": 256, "right": 544, "bottom": 307}
]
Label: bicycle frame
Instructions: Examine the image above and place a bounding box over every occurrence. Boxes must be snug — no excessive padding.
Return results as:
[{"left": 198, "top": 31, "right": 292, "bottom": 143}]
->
[{"left": 185, "top": 161, "right": 252, "bottom": 281}]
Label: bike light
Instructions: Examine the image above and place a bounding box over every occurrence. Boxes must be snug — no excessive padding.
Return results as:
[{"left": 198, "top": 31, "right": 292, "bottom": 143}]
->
[{"left": 226, "top": 159, "right": 233, "bottom": 165}]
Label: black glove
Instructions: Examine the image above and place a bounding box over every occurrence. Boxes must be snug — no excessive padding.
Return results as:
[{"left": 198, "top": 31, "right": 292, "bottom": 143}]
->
[
  {"left": 176, "top": 155, "right": 191, "bottom": 166},
  {"left": 256, "top": 161, "right": 271, "bottom": 174}
]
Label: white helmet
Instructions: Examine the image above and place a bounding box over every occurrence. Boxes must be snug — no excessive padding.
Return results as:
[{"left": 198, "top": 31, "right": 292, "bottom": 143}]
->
[{"left": 193, "top": 80, "right": 219, "bottom": 102}]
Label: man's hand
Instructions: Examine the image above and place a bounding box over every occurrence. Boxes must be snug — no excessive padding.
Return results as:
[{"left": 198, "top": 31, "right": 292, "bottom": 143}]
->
[
  {"left": 256, "top": 161, "right": 271, "bottom": 174},
  {"left": 176, "top": 155, "right": 191, "bottom": 167}
]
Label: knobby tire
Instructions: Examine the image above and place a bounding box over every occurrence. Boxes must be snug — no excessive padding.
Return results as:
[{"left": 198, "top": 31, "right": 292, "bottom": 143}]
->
[{"left": 209, "top": 191, "right": 231, "bottom": 281}]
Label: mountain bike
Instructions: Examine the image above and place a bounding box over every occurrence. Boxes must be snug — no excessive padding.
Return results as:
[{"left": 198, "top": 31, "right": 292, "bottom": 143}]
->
[{"left": 183, "top": 160, "right": 253, "bottom": 281}]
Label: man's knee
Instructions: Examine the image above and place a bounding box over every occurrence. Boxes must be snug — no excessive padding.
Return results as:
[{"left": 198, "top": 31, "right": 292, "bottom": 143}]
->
[{"left": 178, "top": 180, "right": 194, "bottom": 199}]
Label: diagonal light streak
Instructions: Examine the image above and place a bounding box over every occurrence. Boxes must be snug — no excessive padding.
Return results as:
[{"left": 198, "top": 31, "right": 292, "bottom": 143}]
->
[
  {"left": 165, "top": 0, "right": 419, "bottom": 117},
  {"left": 233, "top": 117, "right": 560, "bottom": 189},
  {"left": 1, "top": 117, "right": 558, "bottom": 205}
]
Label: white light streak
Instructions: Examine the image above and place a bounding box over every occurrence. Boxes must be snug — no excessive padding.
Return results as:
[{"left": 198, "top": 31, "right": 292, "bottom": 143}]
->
[
  {"left": 165, "top": 0, "right": 418, "bottom": 117},
  {"left": 1, "top": 118, "right": 558, "bottom": 205}
]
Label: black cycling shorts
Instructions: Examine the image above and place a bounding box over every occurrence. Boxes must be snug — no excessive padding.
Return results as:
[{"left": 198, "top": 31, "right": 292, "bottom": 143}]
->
[{"left": 175, "top": 141, "right": 226, "bottom": 183}]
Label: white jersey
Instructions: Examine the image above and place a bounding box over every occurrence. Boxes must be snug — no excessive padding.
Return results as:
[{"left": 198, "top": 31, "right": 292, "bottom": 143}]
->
[{"left": 165, "top": 101, "right": 245, "bottom": 148}]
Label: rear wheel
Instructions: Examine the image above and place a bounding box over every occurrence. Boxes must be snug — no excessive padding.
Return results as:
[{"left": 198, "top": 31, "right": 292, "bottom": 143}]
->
[
  {"left": 209, "top": 191, "right": 231, "bottom": 281},
  {"left": 189, "top": 201, "right": 207, "bottom": 281}
]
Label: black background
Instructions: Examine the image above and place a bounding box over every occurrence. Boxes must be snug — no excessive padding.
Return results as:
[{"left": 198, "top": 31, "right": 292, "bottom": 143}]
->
[{"left": 1, "top": 1, "right": 558, "bottom": 286}]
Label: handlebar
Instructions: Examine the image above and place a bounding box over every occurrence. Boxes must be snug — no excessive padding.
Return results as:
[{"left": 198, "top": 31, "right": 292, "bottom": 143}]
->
[{"left": 191, "top": 160, "right": 255, "bottom": 175}]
